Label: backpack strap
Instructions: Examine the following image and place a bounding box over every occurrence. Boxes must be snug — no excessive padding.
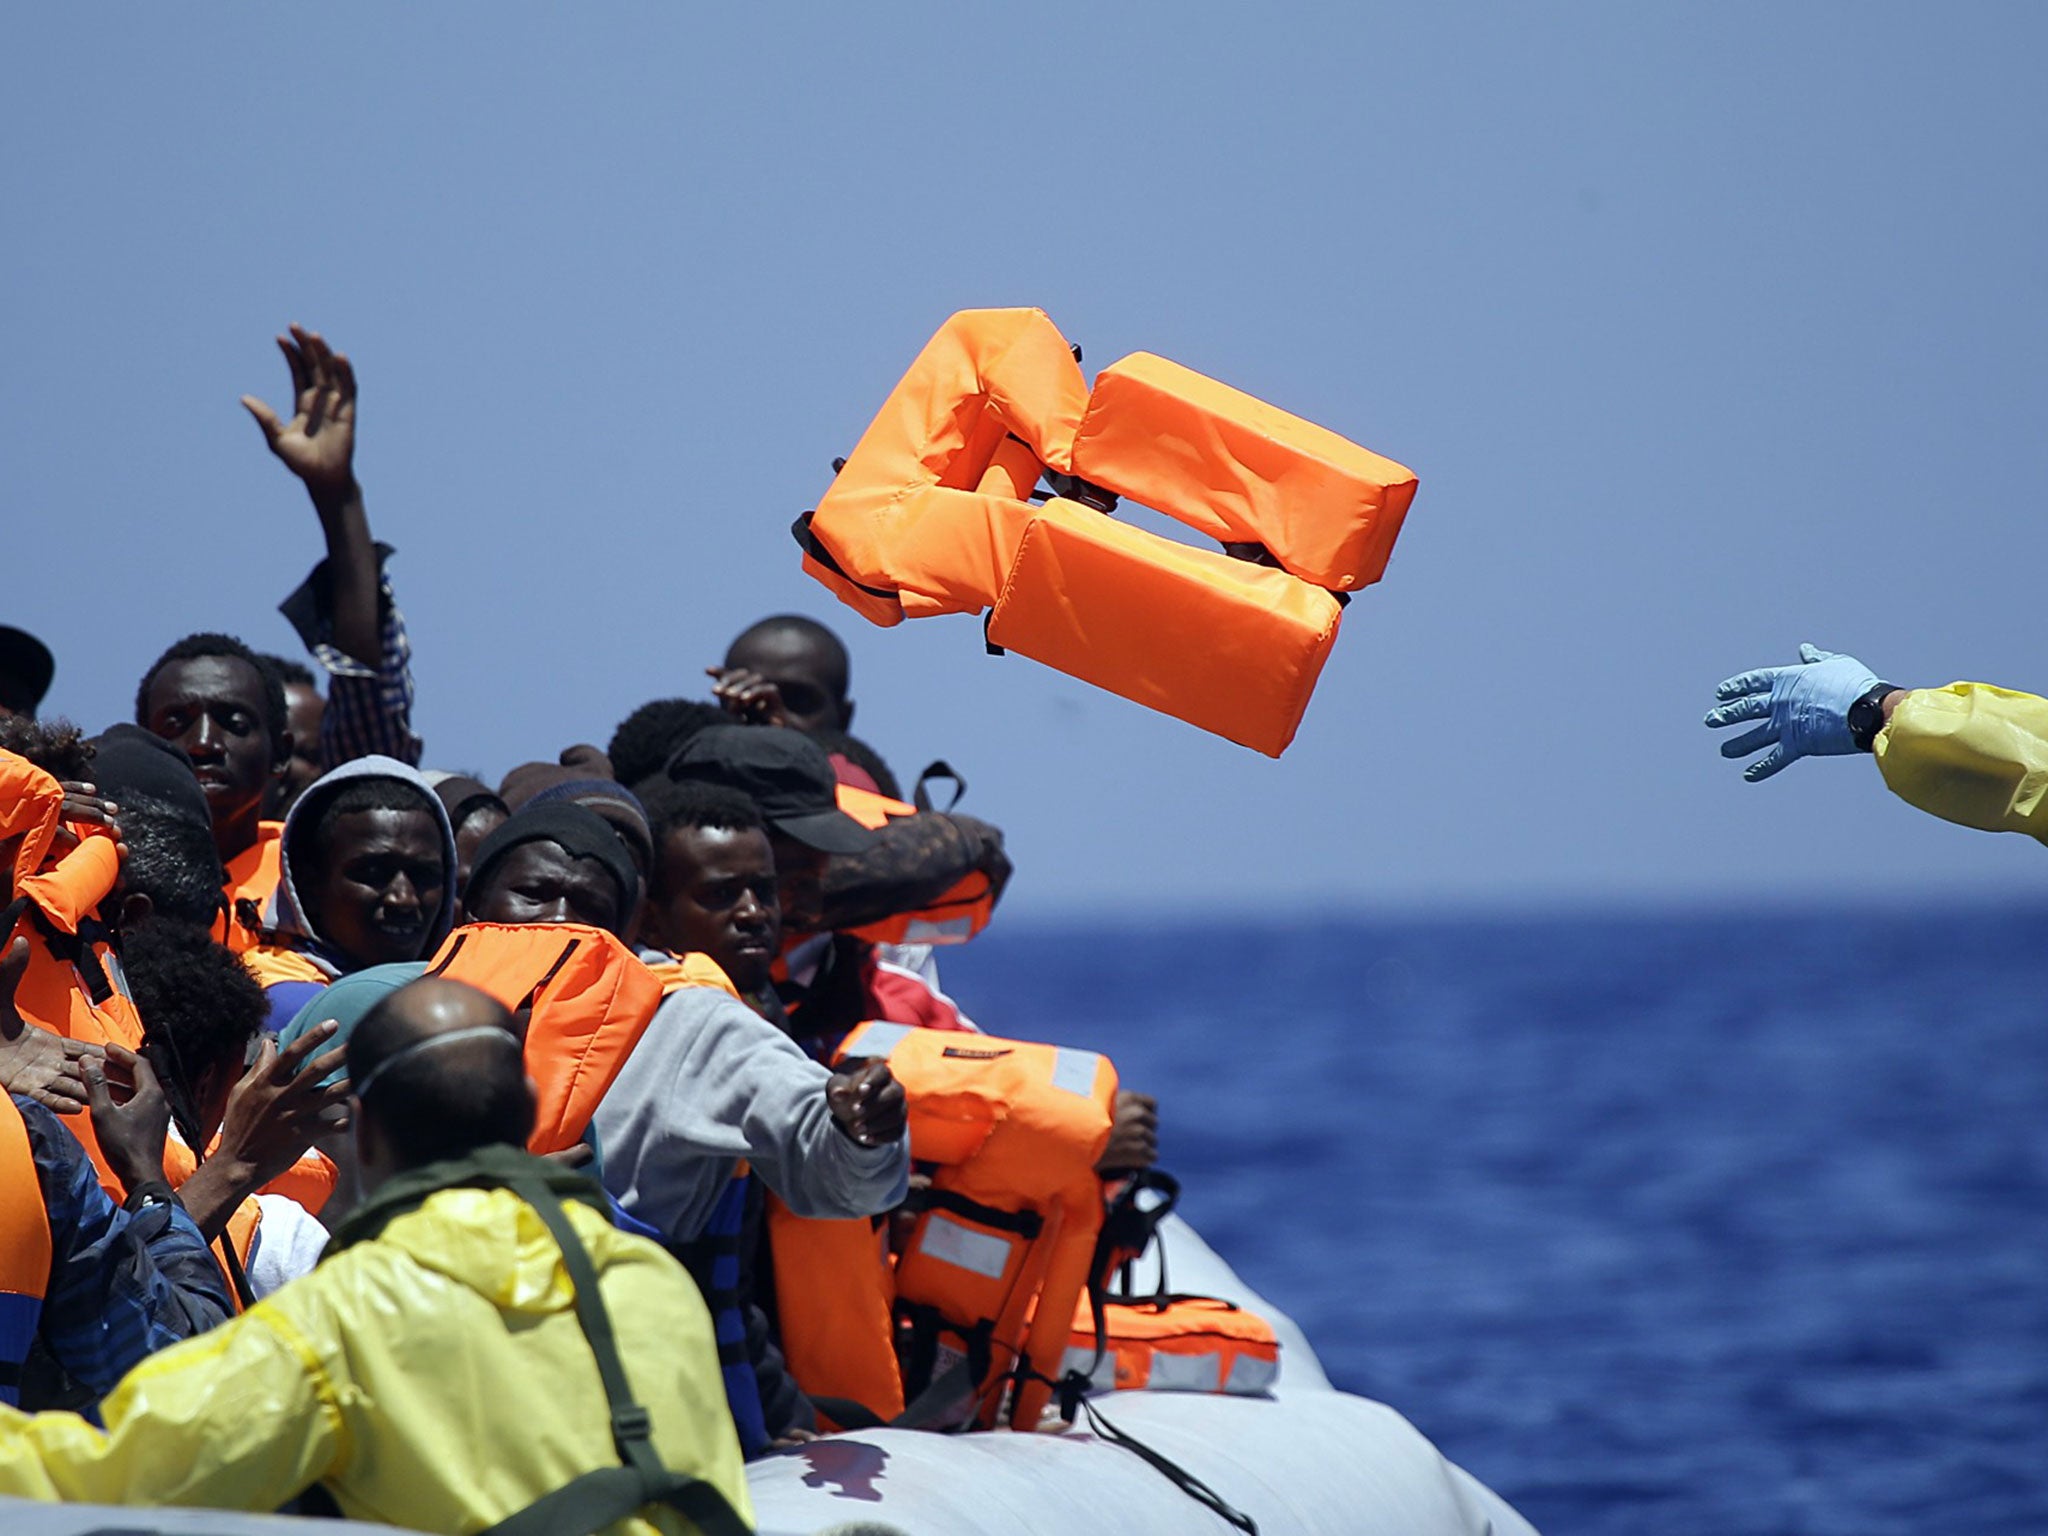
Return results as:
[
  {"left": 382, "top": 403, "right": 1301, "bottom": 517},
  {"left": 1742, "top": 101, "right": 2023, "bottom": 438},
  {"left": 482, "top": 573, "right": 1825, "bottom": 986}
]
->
[
  {"left": 485, "top": 1167, "right": 748, "bottom": 1536},
  {"left": 326, "top": 1147, "right": 747, "bottom": 1536}
]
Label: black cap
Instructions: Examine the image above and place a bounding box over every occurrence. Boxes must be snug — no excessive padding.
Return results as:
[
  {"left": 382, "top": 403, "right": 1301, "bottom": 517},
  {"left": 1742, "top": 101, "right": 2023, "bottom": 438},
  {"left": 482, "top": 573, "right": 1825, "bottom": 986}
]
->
[
  {"left": 666, "top": 725, "right": 879, "bottom": 855},
  {"left": 0, "top": 626, "right": 55, "bottom": 718},
  {"left": 88, "top": 724, "right": 213, "bottom": 831}
]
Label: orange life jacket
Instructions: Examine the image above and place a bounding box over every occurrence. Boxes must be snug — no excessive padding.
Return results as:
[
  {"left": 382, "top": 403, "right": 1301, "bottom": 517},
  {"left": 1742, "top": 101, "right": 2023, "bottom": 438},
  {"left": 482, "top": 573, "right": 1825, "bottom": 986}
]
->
[
  {"left": 0, "top": 1093, "right": 53, "bottom": 1406},
  {"left": 640, "top": 949, "right": 742, "bottom": 1001},
  {"left": 216, "top": 822, "right": 284, "bottom": 953},
  {"left": 771, "top": 1020, "right": 1118, "bottom": 1431},
  {"left": 240, "top": 944, "right": 332, "bottom": 991},
  {"left": 2, "top": 752, "right": 143, "bottom": 1054},
  {"left": 421, "top": 923, "right": 665, "bottom": 1155},
  {"left": 796, "top": 307, "right": 1418, "bottom": 757},
  {"left": 1059, "top": 1292, "right": 1280, "bottom": 1397},
  {"left": 834, "top": 783, "right": 997, "bottom": 948}
]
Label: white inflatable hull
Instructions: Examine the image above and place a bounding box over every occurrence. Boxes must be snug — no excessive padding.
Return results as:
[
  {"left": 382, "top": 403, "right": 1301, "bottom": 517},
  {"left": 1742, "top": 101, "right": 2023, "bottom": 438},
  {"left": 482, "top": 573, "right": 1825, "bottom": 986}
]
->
[
  {"left": 0, "top": 1217, "right": 1536, "bottom": 1536},
  {"left": 748, "top": 1216, "right": 1536, "bottom": 1536}
]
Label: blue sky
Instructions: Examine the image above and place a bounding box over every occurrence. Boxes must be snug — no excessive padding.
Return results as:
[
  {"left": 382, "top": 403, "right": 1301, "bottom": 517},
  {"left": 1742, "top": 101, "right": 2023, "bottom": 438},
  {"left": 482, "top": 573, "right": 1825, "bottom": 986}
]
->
[{"left": 7, "top": 5, "right": 2047, "bottom": 918}]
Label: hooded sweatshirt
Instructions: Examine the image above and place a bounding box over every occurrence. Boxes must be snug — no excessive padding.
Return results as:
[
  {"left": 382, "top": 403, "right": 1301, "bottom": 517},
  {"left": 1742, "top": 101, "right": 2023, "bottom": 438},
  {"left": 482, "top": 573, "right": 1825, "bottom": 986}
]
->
[
  {"left": 248, "top": 755, "right": 457, "bottom": 1033},
  {"left": 0, "top": 1182, "right": 752, "bottom": 1530}
]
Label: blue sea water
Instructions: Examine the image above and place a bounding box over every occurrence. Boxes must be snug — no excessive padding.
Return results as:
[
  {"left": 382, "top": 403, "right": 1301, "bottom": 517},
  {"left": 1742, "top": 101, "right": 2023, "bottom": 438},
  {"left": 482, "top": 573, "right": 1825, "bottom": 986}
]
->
[{"left": 944, "top": 902, "right": 2048, "bottom": 1536}]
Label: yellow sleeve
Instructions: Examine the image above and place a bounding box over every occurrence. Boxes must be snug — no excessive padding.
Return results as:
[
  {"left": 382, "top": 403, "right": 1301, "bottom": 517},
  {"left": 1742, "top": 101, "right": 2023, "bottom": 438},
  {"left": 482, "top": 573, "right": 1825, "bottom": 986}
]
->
[
  {"left": 0, "top": 1298, "right": 346, "bottom": 1509},
  {"left": 1873, "top": 682, "right": 2048, "bottom": 843}
]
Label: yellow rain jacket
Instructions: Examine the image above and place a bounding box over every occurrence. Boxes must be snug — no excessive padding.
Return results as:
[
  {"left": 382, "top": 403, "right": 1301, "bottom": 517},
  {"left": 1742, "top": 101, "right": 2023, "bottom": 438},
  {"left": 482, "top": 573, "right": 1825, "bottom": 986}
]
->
[
  {"left": 0, "top": 1185, "right": 753, "bottom": 1535},
  {"left": 1874, "top": 682, "right": 2048, "bottom": 843}
]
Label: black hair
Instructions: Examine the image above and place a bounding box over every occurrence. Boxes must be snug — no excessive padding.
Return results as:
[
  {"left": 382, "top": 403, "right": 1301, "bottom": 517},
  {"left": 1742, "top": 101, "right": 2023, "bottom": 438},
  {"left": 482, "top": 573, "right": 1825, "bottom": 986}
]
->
[
  {"left": 119, "top": 792, "right": 227, "bottom": 928},
  {"left": 0, "top": 715, "right": 94, "bottom": 782},
  {"left": 256, "top": 652, "right": 319, "bottom": 690},
  {"left": 809, "top": 729, "right": 902, "bottom": 801},
  {"left": 348, "top": 989, "right": 535, "bottom": 1166},
  {"left": 304, "top": 778, "right": 442, "bottom": 875},
  {"left": 640, "top": 779, "right": 764, "bottom": 898},
  {"left": 725, "top": 614, "right": 850, "bottom": 698},
  {"left": 123, "top": 921, "right": 267, "bottom": 1085},
  {"left": 608, "top": 698, "right": 727, "bottom": 789},
  {"left": 135, "top": 633, "right": 290, "bottom": 757}
]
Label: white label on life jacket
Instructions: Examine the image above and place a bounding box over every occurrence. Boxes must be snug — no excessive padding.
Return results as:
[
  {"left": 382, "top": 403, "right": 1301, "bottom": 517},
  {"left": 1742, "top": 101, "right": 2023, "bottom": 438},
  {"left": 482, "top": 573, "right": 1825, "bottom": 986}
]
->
[
  {"left": 1049, "top": 1047, "right": 1102, "bottom": 1098},
  {"left": 904, "top": 916, "right": 974, "bottom": 945},
  {"left": 919, "top": 1213, "right": 1015, "bottom": 1280}
]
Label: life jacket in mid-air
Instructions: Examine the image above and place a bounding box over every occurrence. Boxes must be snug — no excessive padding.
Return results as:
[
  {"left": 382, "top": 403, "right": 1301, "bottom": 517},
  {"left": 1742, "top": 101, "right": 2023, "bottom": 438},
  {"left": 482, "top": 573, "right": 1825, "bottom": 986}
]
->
[
  {"left": 421, "top": 923, "right": 664, "bottom": 1156},
  {"left": 0, "top": 1094, "right": 53, "bottom": 1408},
  {"left": 795, "top": 307, "right": 1418, "bottom": 757},
  {"left": 770, "top": 1020, "right": 1118, "bottom": 1431}
]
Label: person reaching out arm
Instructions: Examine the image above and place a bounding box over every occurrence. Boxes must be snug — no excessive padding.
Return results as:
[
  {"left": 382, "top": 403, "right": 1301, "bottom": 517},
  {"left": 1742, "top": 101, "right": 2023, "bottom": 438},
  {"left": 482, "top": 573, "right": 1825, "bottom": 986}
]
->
[
  {"left": 1706, "top": 642, "right": 2048, "bottom": 842},
  {"left": 244, "top": 326, "right": 421, "bottom": 774}
]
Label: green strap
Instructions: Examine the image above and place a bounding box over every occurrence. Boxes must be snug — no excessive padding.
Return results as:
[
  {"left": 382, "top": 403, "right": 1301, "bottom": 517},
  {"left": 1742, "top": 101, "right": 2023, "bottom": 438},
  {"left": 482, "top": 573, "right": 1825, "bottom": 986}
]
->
[{"left": 326, "top": 1148, "right": 747, "bottom": 1536}]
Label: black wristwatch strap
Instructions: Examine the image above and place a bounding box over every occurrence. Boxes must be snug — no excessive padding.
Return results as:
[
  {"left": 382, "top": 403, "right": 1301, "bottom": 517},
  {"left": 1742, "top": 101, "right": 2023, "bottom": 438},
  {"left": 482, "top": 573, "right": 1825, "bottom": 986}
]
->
[{"left": 1848, "top": 682, "right": 1896, "bottom": 753}]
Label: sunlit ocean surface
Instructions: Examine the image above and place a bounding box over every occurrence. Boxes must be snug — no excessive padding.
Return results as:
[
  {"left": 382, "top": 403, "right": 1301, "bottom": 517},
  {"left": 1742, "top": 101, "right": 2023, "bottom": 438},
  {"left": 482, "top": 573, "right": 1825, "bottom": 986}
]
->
[{"left": 945, "top": 903, "right": 2048, "bottom": 1536}]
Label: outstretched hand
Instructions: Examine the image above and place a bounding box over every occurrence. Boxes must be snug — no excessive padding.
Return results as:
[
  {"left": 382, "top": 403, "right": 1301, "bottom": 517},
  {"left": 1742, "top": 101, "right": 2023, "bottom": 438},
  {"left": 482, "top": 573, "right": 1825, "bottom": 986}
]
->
[
  {"left": 1705, "top": 642, "right": 1882, "bottom": 782},
  {"left": 826, "top": 1059, "right": 907, "bottom": 1148},
  {"left": 242, "top": 325, "right": 358, "bottom": 504},
  {"left": 0, "top": 934, "right": 103, "bottom": 1114},
  {"left": 211, "top": 1020, "right": 353, "bottom": 1191}
]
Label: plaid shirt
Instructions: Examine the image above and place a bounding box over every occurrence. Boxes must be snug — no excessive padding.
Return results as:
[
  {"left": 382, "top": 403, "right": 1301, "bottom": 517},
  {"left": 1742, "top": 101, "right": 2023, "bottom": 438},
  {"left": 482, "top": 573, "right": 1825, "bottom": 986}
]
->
[
  {"left": 279, "top": 542, "right": 423, "bottom": 767},
  {"left": 16, "top": 1095, "right": 233, "bottom": 1406}
]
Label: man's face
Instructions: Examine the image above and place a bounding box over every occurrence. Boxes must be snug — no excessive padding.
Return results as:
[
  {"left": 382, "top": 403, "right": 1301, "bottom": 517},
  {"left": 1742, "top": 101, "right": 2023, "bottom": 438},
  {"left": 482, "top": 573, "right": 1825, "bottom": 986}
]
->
[
  {"left": 649, "top": 823, "right": 780, "bottom": 992},
  {"left": 726, "top": 632, "right": 850, "bottom": 735},
  {"left": 467, "top": 840, "right": 623, "bottom": 935},
  {"left": 141, "top": 658, "right": 282, "bottom": 831},
  {"left": 766, "top": 832, "right": 828, "bottom": 937},
  {"left": 305, "top": 807, "right": 446, "bottom": 970},
  {"left": 279, "top": 682, "right": 325, "bottom": 809}
]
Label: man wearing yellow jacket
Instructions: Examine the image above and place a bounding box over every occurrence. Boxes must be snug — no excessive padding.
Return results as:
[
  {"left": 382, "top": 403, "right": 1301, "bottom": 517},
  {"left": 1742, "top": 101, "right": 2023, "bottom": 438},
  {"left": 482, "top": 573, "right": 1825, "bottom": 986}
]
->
[
  {"left": 0, "top": 977, "right": 753, "bottom": 1536},
  {"left": 1707, "top": 642, "right": 2048, "bottom": 840}
]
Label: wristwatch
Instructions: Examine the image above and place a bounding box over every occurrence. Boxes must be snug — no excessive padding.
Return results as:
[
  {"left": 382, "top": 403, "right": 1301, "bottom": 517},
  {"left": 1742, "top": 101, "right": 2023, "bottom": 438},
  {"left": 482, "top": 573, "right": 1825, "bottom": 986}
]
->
[
  {"left": 1848, "top": 682, "right": 1897, "bottom": 753},
  {"left": 122, "top": 1181, "right": 179, "bottom": 1215}
]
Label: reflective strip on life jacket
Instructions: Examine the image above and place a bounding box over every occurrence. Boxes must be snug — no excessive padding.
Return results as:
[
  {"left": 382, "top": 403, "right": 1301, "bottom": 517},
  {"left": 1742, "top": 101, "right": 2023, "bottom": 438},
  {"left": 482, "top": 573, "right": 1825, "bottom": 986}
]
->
[
  {"left": 800, "top": 308, "right": 1416, "bottom": 757},
  {"left": 0, "top": 1096, "right": 53, "bottom": 1407},
  {"left": 423, "top": 923, "right": 665, "bottom": 1156},
  {"left": 1061, "top": 1294, "right": 1281, "bottom": 1398}
]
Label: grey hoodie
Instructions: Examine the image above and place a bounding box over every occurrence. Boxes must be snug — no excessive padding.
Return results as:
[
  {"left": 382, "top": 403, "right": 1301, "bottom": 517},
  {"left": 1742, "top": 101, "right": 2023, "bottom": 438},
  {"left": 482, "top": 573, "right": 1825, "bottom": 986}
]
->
[{"left": 266, "top": 754, "right": 458, "bottom": 979}]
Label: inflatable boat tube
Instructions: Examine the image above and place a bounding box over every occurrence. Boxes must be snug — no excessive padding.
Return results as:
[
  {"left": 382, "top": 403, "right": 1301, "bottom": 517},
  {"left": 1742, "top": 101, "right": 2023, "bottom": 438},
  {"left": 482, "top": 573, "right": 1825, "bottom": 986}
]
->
[{"left": 0, "top": 1216, "right": 1537, "bottom": 1536}]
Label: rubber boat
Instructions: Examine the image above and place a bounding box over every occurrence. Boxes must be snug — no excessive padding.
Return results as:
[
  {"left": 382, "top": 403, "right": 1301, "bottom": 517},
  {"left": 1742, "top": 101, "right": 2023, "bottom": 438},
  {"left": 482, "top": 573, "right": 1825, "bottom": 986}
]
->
[
  {"left": 744, "top": 1212, "right": 1534, "bottom": 1536},
  {"left": 3, "top": 1212, "right": 1535, "bottom": 1536}
]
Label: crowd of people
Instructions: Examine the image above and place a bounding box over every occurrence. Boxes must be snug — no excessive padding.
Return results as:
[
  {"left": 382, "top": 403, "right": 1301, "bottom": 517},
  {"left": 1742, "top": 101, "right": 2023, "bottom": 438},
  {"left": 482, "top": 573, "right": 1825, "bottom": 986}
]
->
[{"left": 0, "top": 328, "right": 1157, "bottom": 1533}]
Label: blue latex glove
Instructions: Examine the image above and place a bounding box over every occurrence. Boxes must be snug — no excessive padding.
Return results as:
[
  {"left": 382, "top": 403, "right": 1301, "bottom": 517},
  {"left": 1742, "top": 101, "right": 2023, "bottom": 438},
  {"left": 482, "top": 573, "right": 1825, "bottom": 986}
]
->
[{"left": 1705, "top": 642, "right": 1881, "bottom": 782}]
